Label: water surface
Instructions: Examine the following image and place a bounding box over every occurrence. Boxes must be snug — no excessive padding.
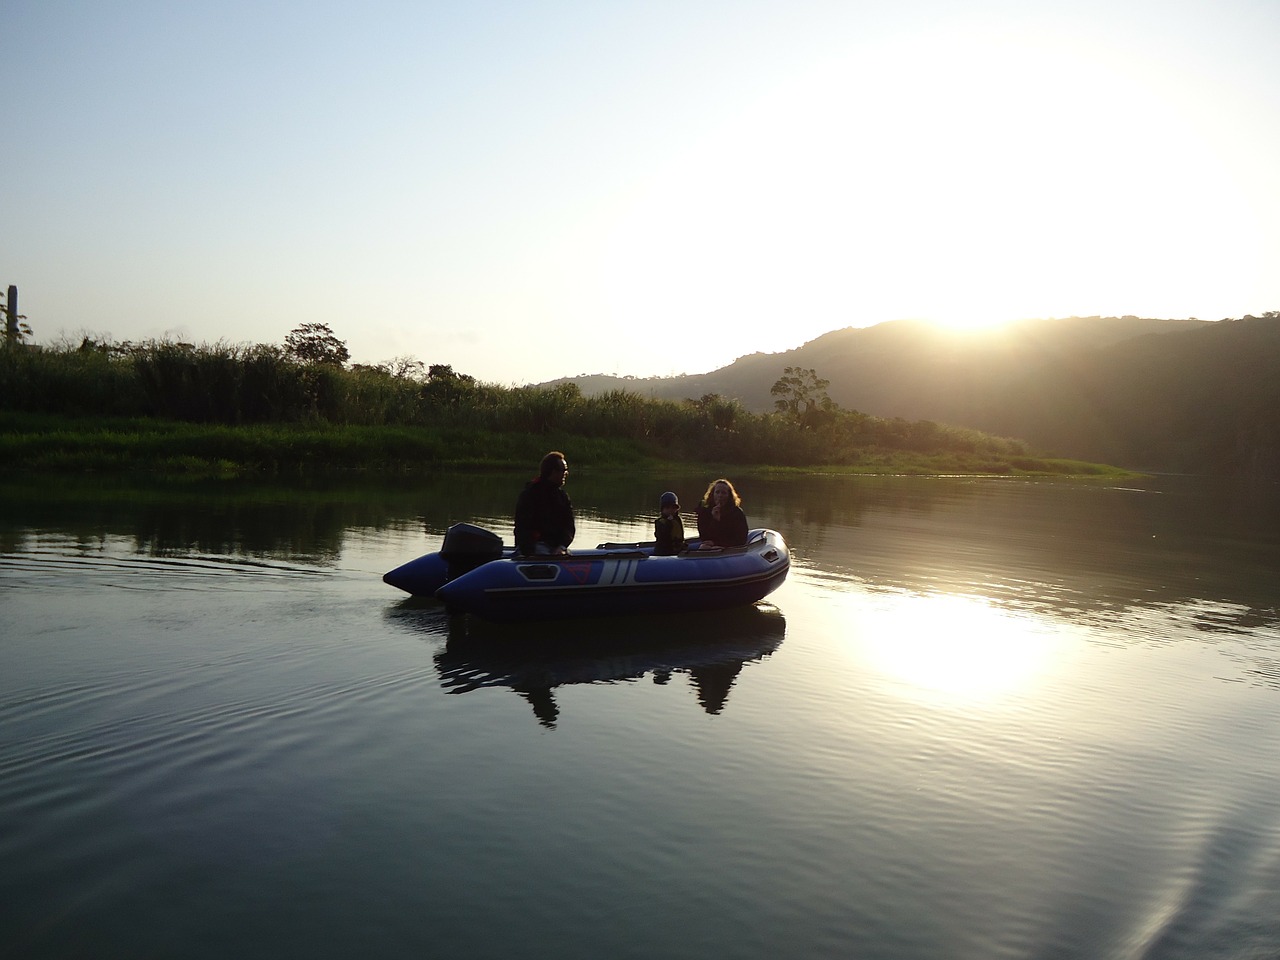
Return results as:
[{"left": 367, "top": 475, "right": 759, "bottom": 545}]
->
[{"left": 2, "top": 472, "right": 1278, "bottom": 959}]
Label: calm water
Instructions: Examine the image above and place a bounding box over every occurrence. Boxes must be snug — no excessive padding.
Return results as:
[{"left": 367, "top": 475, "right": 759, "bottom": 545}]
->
[{"left": 2, "top": 471, "right": 1279, "bottom": 960}]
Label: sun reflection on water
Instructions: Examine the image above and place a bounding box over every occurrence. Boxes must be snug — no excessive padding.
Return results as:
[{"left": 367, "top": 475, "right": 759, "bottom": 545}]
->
[{"left": 854, "top": 591, "right": 1069, "bottom": 704}]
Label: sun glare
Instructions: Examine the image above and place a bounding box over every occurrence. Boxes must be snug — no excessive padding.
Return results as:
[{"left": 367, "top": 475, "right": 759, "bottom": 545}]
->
[
  {"left": 857, "top": 593, "right": 1065, "bottom": 704},
  {"left": 586, "top": 25, "right": 1263, "bottom": 365},
  {"left": 923, "top": 311, "right": 1020, "bottom": 333}
]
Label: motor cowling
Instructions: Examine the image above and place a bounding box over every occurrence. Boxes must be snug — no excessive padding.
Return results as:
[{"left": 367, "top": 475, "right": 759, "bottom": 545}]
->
[{"left": 440, "top": 523, "right": 503, "bottom": 580}]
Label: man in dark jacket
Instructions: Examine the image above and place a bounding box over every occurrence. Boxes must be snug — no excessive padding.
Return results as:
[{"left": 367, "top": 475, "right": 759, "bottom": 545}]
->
[{"left": 514, "top": 451, "right": 575, "bottom": 555}]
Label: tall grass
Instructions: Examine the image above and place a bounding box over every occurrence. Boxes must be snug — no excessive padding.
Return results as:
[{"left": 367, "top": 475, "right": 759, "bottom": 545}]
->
[
  {"left": 0, "top": 340, "right": 144, "bottom": 415},
  {"left": 1, "top": 338, "right": 1042, "bottom": 470}
]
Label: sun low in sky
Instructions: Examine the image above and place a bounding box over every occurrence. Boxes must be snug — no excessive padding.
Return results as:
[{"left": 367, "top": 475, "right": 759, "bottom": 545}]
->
[{"left": 4, "top": 1, "right": 1277, "bottom": 385}]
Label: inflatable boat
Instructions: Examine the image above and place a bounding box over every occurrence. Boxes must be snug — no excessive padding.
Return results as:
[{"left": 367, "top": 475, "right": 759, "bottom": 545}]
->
[{"left": 383, "top": 522, "right": 790, "bottom": 622}]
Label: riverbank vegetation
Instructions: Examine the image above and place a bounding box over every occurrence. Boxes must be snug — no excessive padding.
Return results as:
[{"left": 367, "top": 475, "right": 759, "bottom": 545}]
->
[{"left": 0, "top": 333, "right": 1131, "bottom": 477}]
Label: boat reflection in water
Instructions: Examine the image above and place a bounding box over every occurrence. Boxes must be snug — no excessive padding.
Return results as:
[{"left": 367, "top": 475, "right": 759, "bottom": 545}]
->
[{"left": 432, "top": 604, "right": 786, "bottom": 728}]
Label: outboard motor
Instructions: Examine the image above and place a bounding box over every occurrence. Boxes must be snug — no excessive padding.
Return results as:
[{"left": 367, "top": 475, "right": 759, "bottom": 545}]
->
[{"left": 440, "top": 523, "right": 503, "bottom": 581}]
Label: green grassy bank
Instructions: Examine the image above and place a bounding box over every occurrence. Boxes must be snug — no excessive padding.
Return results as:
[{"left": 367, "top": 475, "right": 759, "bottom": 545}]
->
[
  {"left": 0, "top": 340, "right": 1141, "bottom": 478},
  {"left": 0, "top": 412, "right": 1136, "bottom": 479}
]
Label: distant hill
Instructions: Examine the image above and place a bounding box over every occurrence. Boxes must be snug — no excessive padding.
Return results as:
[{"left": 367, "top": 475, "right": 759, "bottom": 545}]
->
[{"left": 542, "top": 314, "right": 1280, "bottom": 476}]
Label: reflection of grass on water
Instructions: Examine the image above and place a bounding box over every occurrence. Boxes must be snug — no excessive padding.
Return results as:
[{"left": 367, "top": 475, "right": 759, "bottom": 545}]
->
[
  {"left": 0, "top": 411, "right": 1134, "bottom": 479},
  {"left": 0, "top": 467, "right": 684, "bottom": 559}
]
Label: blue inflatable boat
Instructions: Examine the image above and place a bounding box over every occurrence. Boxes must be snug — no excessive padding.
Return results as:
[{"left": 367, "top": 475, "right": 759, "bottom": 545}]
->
[{"left": 383, "top": 522, "right": 790, "bottom": 622}]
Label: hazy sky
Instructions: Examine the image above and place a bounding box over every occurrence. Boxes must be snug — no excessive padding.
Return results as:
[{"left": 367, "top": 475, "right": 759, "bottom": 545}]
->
[{"left": 5, "top": 0, "right": 1278, "bottom": 384}]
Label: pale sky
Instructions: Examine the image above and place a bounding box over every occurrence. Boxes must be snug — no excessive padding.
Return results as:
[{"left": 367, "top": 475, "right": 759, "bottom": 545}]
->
[{"left": 5, "top": 0, "right": 1278, "bottom": 385}]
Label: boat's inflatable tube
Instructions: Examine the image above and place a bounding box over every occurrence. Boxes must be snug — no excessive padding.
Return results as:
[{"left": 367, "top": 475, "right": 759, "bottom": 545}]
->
[{"left": 384, "top": 525, "right": 790, "bottom": 623}]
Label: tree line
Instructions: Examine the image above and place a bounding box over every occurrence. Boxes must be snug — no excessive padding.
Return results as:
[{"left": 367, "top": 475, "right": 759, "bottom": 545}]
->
[{"left": 0, "top": 324, "right": 1075, "bottom": 471}]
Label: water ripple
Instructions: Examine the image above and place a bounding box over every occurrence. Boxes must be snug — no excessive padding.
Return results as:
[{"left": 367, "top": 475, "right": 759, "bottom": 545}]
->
[{"left": 0, "top": 548, "right": 329, "bottom": 592}]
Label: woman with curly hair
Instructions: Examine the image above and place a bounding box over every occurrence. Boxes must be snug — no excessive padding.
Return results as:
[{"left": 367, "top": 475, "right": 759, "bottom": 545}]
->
[{"left": 695, "top": 477, "right": 748, "bottom": 549}]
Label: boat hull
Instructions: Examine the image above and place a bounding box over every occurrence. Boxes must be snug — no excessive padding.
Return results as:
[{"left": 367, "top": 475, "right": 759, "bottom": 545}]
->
[{"left": 384, "top": 528, "right": 790, "bottom": 623}]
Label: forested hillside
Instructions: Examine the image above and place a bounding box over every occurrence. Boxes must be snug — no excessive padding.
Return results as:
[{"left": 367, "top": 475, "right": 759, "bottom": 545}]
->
[{"left": 546, "top": 314, "right": 1280, "bottom": 476}]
